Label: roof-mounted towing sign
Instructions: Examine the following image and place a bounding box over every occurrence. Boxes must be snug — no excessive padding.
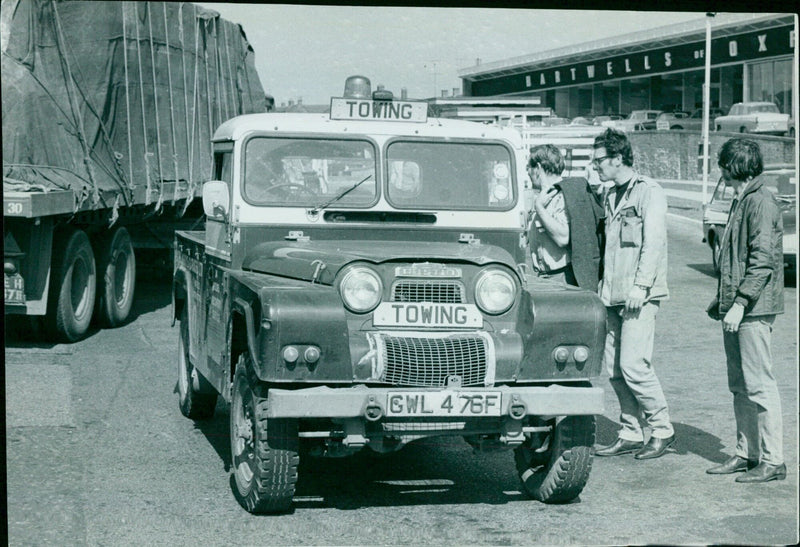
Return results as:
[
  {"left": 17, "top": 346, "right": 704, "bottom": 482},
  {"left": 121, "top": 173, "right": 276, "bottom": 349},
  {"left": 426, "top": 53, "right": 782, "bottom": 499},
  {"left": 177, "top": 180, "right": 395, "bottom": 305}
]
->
[{"left": 330, "top": 97, "right": 428, "bottom": 123}]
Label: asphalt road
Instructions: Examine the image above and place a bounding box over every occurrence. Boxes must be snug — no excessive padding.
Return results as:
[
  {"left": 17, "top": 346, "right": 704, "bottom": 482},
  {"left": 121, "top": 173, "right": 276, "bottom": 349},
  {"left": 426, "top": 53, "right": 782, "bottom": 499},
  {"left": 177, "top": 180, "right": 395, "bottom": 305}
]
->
[{"left": 5, "top": 205, "right": 798, "bottom": 545}]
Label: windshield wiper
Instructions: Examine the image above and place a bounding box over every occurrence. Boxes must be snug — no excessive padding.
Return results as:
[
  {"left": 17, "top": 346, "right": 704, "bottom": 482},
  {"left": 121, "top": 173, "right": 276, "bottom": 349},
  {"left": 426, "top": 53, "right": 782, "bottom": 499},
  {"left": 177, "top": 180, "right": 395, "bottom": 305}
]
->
[{"left": 309, "top": 174, "right": 372, "bottom": 215}]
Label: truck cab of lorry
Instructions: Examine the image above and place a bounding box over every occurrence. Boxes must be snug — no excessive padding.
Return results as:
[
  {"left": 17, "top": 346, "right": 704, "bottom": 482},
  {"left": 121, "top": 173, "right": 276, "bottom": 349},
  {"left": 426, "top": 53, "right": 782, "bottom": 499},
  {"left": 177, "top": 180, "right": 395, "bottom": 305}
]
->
[{"left": 172, "top": 77, "right": 606, "bottom": 514}]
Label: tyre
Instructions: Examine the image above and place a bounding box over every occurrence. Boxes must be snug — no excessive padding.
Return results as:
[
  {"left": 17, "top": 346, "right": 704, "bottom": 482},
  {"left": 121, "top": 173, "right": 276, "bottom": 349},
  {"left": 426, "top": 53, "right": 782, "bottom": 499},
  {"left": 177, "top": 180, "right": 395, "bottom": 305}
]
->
[
  {"left": 672, "top": 125, "right": 682, "bottom": 130},
  {"left": 177, "top": 308, "right": 217, "bottom": 419},
  {"left": 230, "top": 355, "right": 299, "bottom": 513},
  {"left": 47, "top": 228, "right": 97, "bottom": 342},
  {"left": 739, "top": 126, "right": 748, "bottom": 133},
  {"left": 789, "top": 127, "right": 795, "bottom": 137},
  {"left": 94, "top": 227, "right": 136, "bottom": 327},
  {"left": 514, "top": 415, "right": 595, "bottom": 503}
]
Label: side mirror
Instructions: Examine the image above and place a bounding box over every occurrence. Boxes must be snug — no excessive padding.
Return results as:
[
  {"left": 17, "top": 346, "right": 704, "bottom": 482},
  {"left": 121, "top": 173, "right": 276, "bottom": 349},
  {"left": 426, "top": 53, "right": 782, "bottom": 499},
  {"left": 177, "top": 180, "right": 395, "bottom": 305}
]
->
[{"left": 202, "top": 180, "right": 230, "bottom": 220}]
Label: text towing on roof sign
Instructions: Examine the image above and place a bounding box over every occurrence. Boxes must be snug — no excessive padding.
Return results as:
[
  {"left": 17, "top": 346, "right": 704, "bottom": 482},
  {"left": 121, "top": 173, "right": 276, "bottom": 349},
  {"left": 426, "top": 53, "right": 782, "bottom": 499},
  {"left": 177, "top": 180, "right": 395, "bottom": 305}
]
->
[{"left": 330, "top": 74, "right": 428, "bottom": 122}]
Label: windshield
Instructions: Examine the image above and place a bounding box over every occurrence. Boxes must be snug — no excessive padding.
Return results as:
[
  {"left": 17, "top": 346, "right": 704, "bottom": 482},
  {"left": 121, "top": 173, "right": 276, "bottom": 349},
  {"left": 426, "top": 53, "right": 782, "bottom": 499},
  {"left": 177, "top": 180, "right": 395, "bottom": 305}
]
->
[
  {"left": 386, "top": 140, "right": 515, "bottom": 210},
  {"left": 243, "top": 137, "right": 377, "bottom": 206}
]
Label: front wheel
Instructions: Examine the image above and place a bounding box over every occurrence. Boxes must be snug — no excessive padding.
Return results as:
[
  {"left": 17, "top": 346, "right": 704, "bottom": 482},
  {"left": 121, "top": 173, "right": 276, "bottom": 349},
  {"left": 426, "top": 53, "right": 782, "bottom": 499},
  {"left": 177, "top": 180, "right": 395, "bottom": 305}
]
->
[
  {"left": 712, "top": 235, "right": 722, "bottom": 274},
  {"left": 230, "top": 355, "right": 299, "bottom": 513},
  {"left": 514, "top": 415, "right": 595, "bottom": 503}
]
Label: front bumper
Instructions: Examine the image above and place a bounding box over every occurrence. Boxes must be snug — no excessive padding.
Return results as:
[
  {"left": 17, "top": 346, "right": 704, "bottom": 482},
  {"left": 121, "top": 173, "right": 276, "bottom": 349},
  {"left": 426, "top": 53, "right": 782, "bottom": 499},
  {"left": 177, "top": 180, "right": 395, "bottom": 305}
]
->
[{"left": 267, "top": 383, "right": 604, "bottom": 419}]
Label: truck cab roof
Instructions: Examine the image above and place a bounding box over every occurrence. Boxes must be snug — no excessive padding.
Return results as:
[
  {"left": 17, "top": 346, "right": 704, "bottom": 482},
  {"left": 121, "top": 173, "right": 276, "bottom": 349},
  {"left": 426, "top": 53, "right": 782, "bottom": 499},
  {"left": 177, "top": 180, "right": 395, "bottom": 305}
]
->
[{"left": 213, "top": 112, "right": 524, "bottom": 145}]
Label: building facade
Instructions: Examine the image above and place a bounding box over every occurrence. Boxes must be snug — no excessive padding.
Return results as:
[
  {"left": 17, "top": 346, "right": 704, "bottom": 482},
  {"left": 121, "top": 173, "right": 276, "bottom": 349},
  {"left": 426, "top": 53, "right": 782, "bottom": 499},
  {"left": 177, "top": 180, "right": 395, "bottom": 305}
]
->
[{"left": 458, "top": 13, "right": 796, "bottom": 120}]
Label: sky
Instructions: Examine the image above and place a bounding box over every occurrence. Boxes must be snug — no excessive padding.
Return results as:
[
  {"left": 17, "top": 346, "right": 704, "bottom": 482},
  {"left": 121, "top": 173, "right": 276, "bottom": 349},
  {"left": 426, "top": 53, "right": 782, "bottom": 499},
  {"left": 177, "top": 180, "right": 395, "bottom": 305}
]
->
[{"left": 198, "top": 3, "right": 717, "bottom": 106}]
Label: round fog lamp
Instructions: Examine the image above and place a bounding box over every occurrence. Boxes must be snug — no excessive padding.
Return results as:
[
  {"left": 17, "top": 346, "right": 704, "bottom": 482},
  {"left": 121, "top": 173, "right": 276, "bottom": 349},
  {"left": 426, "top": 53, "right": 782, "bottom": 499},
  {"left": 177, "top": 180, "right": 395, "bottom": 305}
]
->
[
  {"left": 573, "top": 347, "right": 589, "bottom": 363},
  {"left": 553, "top": 347, "right": 570, "bottom": 363},
  {"left": 282, "top": 346, "right": 299, "bottom": 363},
  {"left": 304, "top": 346, "right": 320, "bottom": 363}
]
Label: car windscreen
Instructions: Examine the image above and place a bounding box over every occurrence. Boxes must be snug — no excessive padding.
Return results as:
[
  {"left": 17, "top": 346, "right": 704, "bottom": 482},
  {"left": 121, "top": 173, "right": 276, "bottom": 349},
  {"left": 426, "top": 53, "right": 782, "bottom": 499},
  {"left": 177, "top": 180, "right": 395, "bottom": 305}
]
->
[
  {"left": 243, "top": 137, "right": 377, "bottom": 206},
  {"left": 385, "top": 140, "right": 515, "bottom": 210}
]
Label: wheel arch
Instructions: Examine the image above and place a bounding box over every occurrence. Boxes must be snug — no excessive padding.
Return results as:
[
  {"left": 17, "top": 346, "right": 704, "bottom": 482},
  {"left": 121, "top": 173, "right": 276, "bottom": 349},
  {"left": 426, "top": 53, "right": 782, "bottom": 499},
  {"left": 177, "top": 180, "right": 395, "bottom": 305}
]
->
[
  {"left": 231, "top": 295, "right": 261, "bottom": 387},
  {"left": 172, "top": 267, "right": 190, "bottom": 327}
]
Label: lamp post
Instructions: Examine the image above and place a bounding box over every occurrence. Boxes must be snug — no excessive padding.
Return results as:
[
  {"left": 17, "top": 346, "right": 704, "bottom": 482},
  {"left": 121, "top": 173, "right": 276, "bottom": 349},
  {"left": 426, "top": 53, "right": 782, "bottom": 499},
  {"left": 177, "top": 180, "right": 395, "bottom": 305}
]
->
[{"left": 701, "top": 12, "right": 715, "bottom": 204}]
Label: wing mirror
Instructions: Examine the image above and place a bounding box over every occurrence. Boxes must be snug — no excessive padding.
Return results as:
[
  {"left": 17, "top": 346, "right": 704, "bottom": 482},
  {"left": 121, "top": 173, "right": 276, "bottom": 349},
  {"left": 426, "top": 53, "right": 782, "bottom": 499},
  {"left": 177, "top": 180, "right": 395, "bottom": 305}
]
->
[{"left": 202, "top": 180, "right": 230, "bottom": 220}]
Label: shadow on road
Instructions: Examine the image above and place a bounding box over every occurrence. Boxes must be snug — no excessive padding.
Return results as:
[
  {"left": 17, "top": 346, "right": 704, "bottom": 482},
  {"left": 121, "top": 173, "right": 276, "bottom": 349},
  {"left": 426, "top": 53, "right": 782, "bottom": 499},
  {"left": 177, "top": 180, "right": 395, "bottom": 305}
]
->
[
  {"left": 686, "top": 262, "right": 718, "bottom": 279},
  {"left": 596, "top": 415, "right": 730, "bottom": 464}
]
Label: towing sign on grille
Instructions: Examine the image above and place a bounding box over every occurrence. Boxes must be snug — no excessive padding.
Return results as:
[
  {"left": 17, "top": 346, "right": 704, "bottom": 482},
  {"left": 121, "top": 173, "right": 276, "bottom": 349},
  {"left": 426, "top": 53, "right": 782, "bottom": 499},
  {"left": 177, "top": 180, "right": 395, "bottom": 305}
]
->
[{"left": 373, "top": 302, "right": 482, "bottom": 328}]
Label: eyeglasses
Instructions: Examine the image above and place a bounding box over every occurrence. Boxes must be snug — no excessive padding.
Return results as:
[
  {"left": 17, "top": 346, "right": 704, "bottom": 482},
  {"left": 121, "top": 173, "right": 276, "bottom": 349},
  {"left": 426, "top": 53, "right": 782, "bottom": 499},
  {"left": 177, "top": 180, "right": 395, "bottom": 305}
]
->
[{"left": 591, "top": 156, "right": 610, "bottom": 166}]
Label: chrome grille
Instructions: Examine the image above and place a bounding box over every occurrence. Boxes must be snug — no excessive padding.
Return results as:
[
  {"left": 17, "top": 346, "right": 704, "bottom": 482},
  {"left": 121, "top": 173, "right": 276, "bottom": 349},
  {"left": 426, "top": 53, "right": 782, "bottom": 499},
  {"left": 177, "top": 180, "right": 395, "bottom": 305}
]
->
[
  {"left": 391, "top": 280, "right": 465, "bottom": 303},
  {"left": 379, "top": 333, "right": 488, "bottom": 387}
]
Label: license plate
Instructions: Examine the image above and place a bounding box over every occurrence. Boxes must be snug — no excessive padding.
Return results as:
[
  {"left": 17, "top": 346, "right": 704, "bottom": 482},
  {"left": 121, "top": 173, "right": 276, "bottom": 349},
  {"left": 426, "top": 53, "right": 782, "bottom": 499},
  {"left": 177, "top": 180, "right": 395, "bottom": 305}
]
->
[
  {"left": 386, "top": 391, "right": 502, "bottom": 417},
  {"left": 656, "top": 121, "right": 669, "bottom": 130},
  {"left": 4, "top": 274, "right": 25, "bottom": 304},
  {"left": 373, "top": 302, "right": 482, "bottom": 328}
]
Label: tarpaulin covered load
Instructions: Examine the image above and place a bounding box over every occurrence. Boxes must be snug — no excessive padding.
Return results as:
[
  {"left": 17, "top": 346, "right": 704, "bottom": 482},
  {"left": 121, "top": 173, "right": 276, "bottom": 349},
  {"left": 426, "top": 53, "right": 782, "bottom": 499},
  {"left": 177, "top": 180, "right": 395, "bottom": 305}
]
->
[{"left": 1, "top": 0, "right": 267, "bottom": 213}]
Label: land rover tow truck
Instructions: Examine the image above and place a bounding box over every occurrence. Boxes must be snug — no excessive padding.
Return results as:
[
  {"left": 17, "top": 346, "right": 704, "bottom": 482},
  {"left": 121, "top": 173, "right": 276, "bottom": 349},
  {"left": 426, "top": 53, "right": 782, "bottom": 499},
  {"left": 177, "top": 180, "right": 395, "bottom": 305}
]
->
[{"left": 173, "top": 76, "right": 606, "bottom": 513}]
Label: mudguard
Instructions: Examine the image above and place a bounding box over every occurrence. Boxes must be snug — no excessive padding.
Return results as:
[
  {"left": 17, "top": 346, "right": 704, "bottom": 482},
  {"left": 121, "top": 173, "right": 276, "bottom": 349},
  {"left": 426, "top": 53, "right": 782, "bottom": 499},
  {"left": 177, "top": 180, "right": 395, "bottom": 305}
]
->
[{"left": 518, "top": 284, "right": 606, "bottom": 381}]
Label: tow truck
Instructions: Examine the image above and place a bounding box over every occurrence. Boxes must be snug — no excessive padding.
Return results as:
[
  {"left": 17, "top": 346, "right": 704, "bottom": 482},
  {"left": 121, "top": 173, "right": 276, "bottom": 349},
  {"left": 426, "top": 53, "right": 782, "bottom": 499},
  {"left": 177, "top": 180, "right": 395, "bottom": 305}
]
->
[{"left": 173, "top": 76, "right": 606, "bottom": 513}]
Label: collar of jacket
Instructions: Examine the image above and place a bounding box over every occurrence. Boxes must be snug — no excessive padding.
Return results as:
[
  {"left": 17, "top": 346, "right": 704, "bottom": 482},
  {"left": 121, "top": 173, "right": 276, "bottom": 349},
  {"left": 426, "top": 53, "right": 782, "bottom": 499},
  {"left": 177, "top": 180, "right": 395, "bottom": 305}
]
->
[
  {"left": 605, "top": 174, "right": 642, "bottom": 218},
  {"left": 737, "top": 175, "right": 766, "bottom": 200}
]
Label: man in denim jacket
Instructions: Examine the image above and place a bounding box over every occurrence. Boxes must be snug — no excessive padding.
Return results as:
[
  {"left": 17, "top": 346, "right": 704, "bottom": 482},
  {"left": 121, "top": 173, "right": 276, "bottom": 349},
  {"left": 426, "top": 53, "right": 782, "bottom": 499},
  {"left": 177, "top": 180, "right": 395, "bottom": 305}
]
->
[
  {"left": 705, "top": 138, "right": 785, "bottom": 483},
  {"left": 591, "top": 129, "right": 675, "bottom": 460}
]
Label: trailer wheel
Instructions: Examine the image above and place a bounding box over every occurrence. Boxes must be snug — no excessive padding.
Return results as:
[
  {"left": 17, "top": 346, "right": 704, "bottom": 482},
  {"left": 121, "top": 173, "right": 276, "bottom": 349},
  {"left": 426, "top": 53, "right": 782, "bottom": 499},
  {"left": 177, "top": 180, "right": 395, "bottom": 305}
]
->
[
  {"left": 48, "top": 228, "right": 97, "bottom": 342},
  {"left": 95, "top": 227, "right": 136, "bottom": 327},
  {"left": 177, "top": 308, "right": 217, "bottom": 419},
  {"left": 514, "top": 415, "right": 595, "bottom": 503},
  {"left": 231, "top": 354, "right": 299, "bottom": 513}
]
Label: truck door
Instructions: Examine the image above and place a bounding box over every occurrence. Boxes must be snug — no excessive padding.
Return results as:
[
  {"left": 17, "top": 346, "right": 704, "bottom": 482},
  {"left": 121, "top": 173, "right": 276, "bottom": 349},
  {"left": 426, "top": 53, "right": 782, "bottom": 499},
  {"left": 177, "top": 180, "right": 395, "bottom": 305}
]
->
[{"left": 203, "top": 148, "right": 234, "bottom": 390}]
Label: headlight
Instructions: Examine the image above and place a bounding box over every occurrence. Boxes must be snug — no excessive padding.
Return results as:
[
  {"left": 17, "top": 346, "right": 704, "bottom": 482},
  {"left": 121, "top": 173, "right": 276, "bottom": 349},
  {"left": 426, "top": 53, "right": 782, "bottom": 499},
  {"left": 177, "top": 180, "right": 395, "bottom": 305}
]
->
[
  {"left": 339, "top": 266, "right": 383, "bottom": 313},
  {"left": 474, "top": 268, "right": 516, "bottom": 315}
]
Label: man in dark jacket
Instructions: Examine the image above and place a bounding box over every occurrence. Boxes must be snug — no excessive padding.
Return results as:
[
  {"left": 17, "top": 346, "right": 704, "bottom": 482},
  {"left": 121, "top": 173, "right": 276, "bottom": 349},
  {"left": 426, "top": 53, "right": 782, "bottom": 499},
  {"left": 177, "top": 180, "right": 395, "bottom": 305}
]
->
[
  {"left": 706, "top": 138, "right": 785, "bottom": 483},
  {"left": 527, "top": 144, "right": 604, "bottom": 289}
]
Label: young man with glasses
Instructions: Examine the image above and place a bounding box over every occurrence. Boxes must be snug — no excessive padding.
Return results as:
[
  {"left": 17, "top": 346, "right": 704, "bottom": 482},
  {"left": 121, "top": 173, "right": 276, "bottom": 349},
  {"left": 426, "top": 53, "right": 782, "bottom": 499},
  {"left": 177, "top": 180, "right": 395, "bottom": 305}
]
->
[
  {"left": 705, "top": 138, "right": 785, "bottom": 483},
  {"left": 527, "top": 144, "right": 603, "bottom": 288},
  {"left": 591, "top": 128, "right": 675, "bottom": 460}
]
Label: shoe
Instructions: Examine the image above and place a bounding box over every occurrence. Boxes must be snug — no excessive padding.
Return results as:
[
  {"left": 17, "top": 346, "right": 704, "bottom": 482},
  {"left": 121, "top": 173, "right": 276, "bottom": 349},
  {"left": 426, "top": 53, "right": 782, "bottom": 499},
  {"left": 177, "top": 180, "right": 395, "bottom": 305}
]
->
[
  {"left": 634, "top": 435, "right": 675, "bottom": 460},
  {"left": 735, "top": 462, "right": 787, "bottom": 483},
  {"left": 594, "top": 438, "right": 643, "bottom": 457},
  {"left": 706, "top": 456, "right": 758, "bottom": 475}
]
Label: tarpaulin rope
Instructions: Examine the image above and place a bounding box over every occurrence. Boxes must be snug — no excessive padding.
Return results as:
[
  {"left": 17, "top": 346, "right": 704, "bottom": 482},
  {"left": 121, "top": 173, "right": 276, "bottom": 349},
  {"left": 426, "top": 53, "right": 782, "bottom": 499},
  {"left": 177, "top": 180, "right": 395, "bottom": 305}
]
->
[
  {"left": 203, "top": 17, "right": 214, "bottom": 158},
  {"left": 214, "top": 17, "right": 228, "bottom": 122},
  {"left": 51, "top": 0, "right": 98, "bottom": 210},
  {"left": 222, "top": 20, "right": 237, "bottom": 115},
  {"left": 132, "top": 1, "right": 152, "bottom": 206},
  {"left": 146, "top": 2, "right": 165, "bottom": 213},
  {"left": 121, "top": 3, "right": 135, "bottom": 195},
  {"left": 163, "top": 2, "right": 180, "bottom": 207},
  {"left": 50, "top": 1, "right": 132, "bottom": 205},
  {"left": 178, "top": 3, "right": 194, "bottom": 215}
]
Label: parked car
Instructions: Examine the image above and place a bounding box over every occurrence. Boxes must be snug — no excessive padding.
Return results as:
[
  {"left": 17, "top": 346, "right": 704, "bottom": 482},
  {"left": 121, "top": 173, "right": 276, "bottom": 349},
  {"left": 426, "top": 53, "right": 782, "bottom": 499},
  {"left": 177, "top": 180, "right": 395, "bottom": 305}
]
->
[
  {"left": 592, "top": 115, "right": 622, "bottom": 126},
  {"left": 608, "top": 110, "right": 662, "bottom": 132},
  {"left": 639, "top": 111, "right": 689, "bottom": 130},
  {"left": 702, "top": 163, "right": 796, "bottom": 275},
  {"left": 714, "top": 102, "right": 790, "bottom": 135},
  {"left": 542, "top": 116, "right": 570, "bottom": 127},
  {"left": 569, "top": 116, "right": 592, "bottom": 126},
  {"left": 651, "top": 108, "right": 726, "bottom": 131}
]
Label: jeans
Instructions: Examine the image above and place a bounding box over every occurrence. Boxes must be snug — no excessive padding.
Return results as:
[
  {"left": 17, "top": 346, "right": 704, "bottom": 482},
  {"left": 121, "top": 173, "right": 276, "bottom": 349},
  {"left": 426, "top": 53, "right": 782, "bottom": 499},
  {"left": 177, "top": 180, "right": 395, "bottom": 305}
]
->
[
  {"left": 604, "top": 302, "right": 674, "bottom": 441},
  {"left": 723, "top": 315, "right": 783, "bottom": 465}
]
